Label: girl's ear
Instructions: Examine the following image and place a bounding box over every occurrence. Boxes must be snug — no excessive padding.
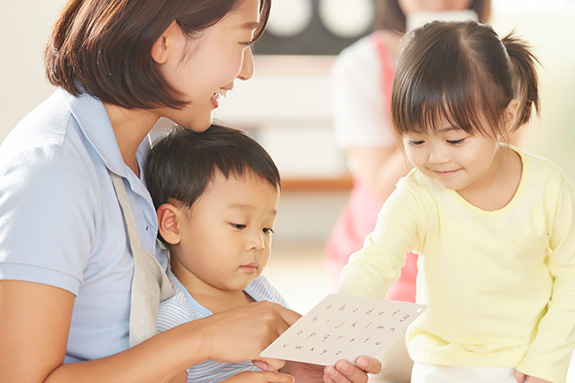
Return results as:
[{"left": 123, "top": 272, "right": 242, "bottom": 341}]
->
[
  {"left": 503, "top": 99, "right": 520, "bottom": 131},
  {"left": 151, "top": 20, "right": 182, "bottom": 65},
  {"left": 157, "top": 203, "right": 182, "bottom": 245}
]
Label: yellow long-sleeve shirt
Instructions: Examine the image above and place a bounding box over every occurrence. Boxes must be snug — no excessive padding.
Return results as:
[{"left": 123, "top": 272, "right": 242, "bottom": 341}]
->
[{"left": 338, "top": 148, "right": 575, "bottom": 383}]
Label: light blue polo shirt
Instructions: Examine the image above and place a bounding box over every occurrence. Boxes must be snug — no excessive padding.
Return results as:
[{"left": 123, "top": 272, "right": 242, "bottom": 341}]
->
[{"left": 0, "top": 88, "right": 167, "bottom": 362}]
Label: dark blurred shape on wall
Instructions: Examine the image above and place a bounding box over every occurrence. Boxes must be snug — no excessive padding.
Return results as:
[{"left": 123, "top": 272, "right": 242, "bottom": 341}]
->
[{"left": 253, "top": 0, "right": 375, "bottom": 55}]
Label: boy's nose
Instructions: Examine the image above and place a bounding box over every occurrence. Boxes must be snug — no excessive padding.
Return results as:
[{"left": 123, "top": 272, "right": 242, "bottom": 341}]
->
[{"left": 247, "top": 232, "right": 265, "bottom": 252}]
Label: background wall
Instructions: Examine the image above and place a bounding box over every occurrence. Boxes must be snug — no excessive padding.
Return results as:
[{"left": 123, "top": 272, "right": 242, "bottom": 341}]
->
[{"left": 1, "top": 0, "right": 574, "bottom": 244}]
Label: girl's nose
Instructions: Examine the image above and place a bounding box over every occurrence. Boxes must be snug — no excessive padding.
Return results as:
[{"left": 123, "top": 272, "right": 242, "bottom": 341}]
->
[
  {"left": 237, "top": 47, "right": 254, "bottom": 81},
  {"left": 428, "top": 145, "right": 450, "bottom": 164}
]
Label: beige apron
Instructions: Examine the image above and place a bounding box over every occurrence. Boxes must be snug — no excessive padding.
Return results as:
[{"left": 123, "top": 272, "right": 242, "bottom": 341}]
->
[{"left": 111, "top": 173, "right": 175, "bottom": 347}]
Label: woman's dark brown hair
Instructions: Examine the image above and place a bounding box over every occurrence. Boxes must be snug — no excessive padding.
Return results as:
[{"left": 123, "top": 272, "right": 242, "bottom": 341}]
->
[
  {"left": 45, "top": 0, "right": 271, "bottom": 110},
  {"left": 373, "top": 0, "right": 491, "bottom": 32},
  {"left": 391, "top": 20, "right": 539, "bottom": 140}
]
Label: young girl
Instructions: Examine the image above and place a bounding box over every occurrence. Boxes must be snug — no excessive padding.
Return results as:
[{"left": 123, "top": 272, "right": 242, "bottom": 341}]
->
[
  {"left": 0, "top": 0, "right": 380, "bottom": 382},
  {"left": 338, "top": 20, "right": 575, "bottom": 383}
]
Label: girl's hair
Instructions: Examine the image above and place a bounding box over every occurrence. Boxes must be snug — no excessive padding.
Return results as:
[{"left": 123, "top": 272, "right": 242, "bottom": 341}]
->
[
  {"left": 391, "top": 20, "right": 539, "bottom": 139},
  {"left": 145, "top": 124, "right": 281, "bottom": 212},
  {"left": 373, "top": 0, "right": 491, "bottom": 32},
  {"left": 45, "top": 0, "right": 271, "bottom": 110}
]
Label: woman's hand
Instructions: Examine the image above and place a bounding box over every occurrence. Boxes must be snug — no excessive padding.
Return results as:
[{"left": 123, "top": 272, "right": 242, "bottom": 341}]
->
[
  {"left": 221, "top": 370, "right": 294, "bottom": 383},
  {"left": 287, "top": 356, "right": 382, "bottom": 383},
  {"left": 199, "top": 301, "right": 301, "bottom": 368},
  {"left": 513, "top": 371, "right": 551, "bottom": 383}
]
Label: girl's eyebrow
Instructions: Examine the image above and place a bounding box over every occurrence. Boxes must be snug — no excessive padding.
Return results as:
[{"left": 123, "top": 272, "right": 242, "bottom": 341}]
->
[{"left": 438, "top": 126, "right": 462, "bottom": 133}]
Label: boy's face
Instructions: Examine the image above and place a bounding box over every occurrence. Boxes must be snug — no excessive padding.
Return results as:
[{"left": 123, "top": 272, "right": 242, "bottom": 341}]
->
[{"left": 170, "top": 170, "right": 279, "bottom": 298}]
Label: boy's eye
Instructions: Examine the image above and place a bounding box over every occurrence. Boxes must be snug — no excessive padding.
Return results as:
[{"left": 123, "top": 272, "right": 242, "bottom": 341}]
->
[
  {"left": 230, "top": 223, "right": 246, "bottom": 230},
  {"left": 263, "top": 228, "right": 275, "bottom": 235},
  {"left": 407, "top": 139, "right": 425, "bottom": 146}
]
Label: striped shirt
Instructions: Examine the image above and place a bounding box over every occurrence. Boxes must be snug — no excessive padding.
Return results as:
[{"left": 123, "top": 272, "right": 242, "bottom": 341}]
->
[{"left": 156, "top": 274, "right": 288, "bottom": 383}]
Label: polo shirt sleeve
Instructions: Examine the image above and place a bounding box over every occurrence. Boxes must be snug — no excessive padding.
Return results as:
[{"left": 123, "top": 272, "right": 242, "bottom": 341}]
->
[
  {"left": 0, "top": 142, "right": 98, "bottom": 295},
  {"left": 516, "top": 168, "right": 575, "bottom": 383}
]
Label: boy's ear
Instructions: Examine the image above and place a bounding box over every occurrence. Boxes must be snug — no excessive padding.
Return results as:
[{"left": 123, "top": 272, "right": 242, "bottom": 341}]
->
[
  {"left": 157, "top": 203, "right": 182, "bottom": 245},
  {"left": 151, "top": 20, "right": 181, "bottom": 65}
]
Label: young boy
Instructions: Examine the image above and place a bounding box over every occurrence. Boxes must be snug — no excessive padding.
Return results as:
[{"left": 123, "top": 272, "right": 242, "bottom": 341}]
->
[{"left": 145, "top": 124, "right": 293, "bottom": 383}]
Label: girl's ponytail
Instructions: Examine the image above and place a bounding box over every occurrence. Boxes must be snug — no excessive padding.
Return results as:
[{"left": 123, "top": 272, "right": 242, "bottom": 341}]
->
[{"left": 502, "top": 33, "right": 540, "bottom": 129}]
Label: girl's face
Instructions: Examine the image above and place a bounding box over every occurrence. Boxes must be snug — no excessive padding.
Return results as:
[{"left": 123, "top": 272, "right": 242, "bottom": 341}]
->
[
  {"left": 170, "top": 171, "right": 279, "bottom": 299},
  {"left": 403, "top": 121, "right": 501, "bottom": 194},
  {"left": 398, "top": 0, "right": 473, "bottom": 15},
  {"left": 156, "top": 0, "right": 261, "bottom": 132}
]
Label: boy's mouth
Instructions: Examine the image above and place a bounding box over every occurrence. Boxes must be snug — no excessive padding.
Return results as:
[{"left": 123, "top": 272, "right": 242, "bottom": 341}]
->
[{"left": 239, "top": 262, "right": 259, "bottom": 274}]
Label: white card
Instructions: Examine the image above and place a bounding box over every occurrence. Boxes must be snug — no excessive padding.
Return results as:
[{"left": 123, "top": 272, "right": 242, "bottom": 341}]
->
[{"left": 260, "top": 294, "right": 427, "bottom": 366}]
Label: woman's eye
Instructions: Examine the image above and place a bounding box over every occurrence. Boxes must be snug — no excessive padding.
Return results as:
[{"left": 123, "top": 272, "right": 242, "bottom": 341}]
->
[
  {"left": 230, "top": 223, "right": 246, "bottom": 230},
  {"left": 263, "top": 228, "right": 275, "bottom": 235}
]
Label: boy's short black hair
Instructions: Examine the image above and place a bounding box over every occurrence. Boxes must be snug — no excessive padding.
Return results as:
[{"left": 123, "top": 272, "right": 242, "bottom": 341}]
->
[{"left": 145, "top": 124, "right": 281, "bottom": 211}]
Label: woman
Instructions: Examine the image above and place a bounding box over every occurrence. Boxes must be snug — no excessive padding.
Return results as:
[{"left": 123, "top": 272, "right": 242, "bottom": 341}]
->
[{"left": 0, "top": 0, "right": 380, "bottom": 382}]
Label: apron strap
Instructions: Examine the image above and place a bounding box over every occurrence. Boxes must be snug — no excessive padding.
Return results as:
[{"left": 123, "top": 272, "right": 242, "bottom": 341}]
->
[{"left": 110, "top": 173, "right": 174, "bottom": 347}]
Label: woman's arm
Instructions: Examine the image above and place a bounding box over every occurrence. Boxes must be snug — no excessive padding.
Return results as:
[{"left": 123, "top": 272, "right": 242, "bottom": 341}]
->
[{"left": 0, "top": 280, "right": 299, "bottom": 383}]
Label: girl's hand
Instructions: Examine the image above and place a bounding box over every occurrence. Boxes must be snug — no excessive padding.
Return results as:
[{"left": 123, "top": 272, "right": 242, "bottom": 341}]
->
[
  {"left": 514, "top": 370, "right": 551, "bottom": 383},
  {"left": 221, "top": 370, "right": 294, "bottom": 383},
  {"left": 287, "top": 356, "right": 382, "bottom": 383},
  {"left": 324, "top": 356, "right": 382, "bottom": 383}
]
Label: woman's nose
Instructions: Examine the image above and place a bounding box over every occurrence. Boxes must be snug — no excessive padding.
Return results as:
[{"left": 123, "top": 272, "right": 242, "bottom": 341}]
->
[{"left": 237, "top": 47, "right": 254, "bottom": 81}]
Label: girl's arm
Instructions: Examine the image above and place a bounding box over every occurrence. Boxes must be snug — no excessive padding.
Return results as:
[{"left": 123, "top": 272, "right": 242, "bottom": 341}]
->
[
  {"left": 515, "top": 170, "right": 575, "bottom": 382},
  {"left": 337, "top": 184, "right": 421, "bottom": 298},
  {"left": 0, "top": 280, "right": 298, "bottom": 383}
]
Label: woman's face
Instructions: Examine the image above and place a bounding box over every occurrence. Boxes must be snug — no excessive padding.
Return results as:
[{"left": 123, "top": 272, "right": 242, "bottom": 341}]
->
[
  {"left": 398, "top": 0, "right": 473, "bottom": 15},
  {"left": 156, "top": 0, "right": 261, "bottom": 132}
]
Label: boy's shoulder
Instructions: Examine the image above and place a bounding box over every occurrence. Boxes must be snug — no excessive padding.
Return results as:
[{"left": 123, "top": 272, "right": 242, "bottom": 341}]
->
[{"left": 246, "top": 275, "right": 289, "bottom": 308}]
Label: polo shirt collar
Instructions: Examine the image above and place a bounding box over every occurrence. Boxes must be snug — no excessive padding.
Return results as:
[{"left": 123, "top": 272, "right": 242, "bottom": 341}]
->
[{"left": 58, "top": 88, "right": 151, "bottom": 182}]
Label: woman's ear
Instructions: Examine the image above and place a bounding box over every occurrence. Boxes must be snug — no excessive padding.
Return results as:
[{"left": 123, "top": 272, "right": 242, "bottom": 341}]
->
[
  {"left": 157, "top": 203, "right": 182, "bottom": 245},
  {"left": 151, "top": 20, "right": 182, "bottom": 64}
]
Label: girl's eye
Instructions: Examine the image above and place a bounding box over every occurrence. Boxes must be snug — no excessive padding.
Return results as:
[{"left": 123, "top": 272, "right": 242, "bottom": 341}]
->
[
  {"left": 263, "top": 228, "right": 275, "bottom": 235},
  {"left": 230, "top": 223, "right": 246, "bottom": 230},
  {"left": 447, "top": 138, "right": 466, "bottom": 145},
  {"left": 407, "top": 139, "right": 425, "bottom": 146},
  {"left": 241, "top": 41, "right": 253, "bottom": 47}
]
